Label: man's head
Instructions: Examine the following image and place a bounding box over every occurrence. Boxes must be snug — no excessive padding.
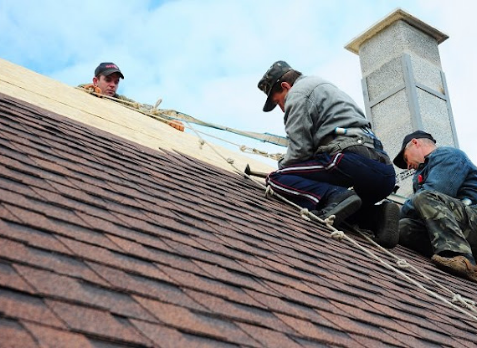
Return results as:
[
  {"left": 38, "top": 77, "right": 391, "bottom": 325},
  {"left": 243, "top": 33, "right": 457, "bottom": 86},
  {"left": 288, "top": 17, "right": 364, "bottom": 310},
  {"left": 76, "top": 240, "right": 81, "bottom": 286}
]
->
[
  {"left": 258, "top": 61, "right": 301, "bottom": 112},
  {"left": 393, "top": 130, "right": 437, "bottom": 170},
  {"left": 93, "top": 62, "right": 124, "bottom": 97}
]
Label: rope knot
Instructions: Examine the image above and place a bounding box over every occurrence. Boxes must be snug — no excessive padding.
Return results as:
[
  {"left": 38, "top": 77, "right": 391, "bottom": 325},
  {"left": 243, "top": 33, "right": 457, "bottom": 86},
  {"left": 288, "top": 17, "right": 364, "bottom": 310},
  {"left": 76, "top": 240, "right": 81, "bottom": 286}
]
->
[
  {"left": 323, "top": 215, "right": 336, "bottom": 226},
  {"left": 452, "top": 294, "right": 476, "bottom": 308},
  {"left": 199, "top": 139, "right": 205, "bottom": 149},
  {"left": 300, "top": 208, "right": 311, "bottom": 221},
  {"left": 396, "top": 259, "right": 410, "bottom": 268},
  {"left": 330, "top": 230, "right": 345, "bottom": 241},
  {"left": 226, "top": 158, "right": 234, "bottom": 164},
  {"left": 264, "top": 186, "right": 274, "bottom": 198},
  {"left": 239, "top": 145, "right": 247, "bottom": 152}
]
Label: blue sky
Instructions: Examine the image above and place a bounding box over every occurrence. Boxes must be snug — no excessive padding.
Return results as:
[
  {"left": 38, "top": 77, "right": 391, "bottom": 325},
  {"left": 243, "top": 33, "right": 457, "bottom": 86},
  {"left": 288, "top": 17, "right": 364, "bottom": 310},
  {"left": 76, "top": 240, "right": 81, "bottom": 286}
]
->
[{"left": 1, "top": 0, "right": 476, "bottom": 166}]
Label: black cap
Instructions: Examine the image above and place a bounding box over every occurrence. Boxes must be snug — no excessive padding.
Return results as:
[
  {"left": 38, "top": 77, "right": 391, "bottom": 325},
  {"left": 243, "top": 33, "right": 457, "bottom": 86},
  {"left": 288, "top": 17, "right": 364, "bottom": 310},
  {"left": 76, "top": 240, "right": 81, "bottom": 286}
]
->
[
  {"left": 257, "top": 61, "right": 292, "bottom": 112},
  {"left": 94, "top": 62, "right": 124, "bottom": 79},
  {"left": 393, "top": 130, "right": 436, "bottom": 169}
]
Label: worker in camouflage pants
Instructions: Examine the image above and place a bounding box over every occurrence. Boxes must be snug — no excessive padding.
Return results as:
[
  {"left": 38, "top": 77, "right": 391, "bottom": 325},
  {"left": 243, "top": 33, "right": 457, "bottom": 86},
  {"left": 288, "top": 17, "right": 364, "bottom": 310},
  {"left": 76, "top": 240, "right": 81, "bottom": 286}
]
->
[{"left": 394, "top": 130, "right": 477, "bottom": 282}]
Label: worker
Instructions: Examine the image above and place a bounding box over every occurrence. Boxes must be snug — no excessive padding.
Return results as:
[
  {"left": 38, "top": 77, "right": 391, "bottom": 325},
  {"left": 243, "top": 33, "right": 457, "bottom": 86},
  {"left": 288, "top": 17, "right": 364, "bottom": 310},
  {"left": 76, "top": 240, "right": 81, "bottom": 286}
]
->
[
  {"left": 79, "top": 62, "right": 184, "bottom": 131},
  {"left": 393, "top": 130, "right": 477, "bottom": 282},
  {"left": 257, "top": 60, "right": 400, "bottom": 248},
  {"left": 79, "top": 62, "right": 135, "bottom": 102}
]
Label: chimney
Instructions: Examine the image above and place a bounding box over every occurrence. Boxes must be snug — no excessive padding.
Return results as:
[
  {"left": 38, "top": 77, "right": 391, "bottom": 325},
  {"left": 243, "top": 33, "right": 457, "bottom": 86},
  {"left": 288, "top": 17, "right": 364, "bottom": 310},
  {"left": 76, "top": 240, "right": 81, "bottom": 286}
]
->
[{"left": 345, "top": 8, "right": 457, "bottom": 196}]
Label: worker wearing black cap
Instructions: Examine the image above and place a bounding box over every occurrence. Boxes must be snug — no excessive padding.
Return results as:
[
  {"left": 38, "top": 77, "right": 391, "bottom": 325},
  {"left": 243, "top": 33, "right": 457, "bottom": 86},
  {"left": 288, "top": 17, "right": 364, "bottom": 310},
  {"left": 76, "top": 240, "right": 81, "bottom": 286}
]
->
[
  {"left": 393, "top": 130, "right": 477, "bottom": 282},
  {"left": 92, "top": 62, "right": 125, "bottom": 97},
  {"left": 78, "top": 62, "right": 134, "bottom": 102},
  {"left": 257, "top": 60, "right": 400, "bottom": 249}
]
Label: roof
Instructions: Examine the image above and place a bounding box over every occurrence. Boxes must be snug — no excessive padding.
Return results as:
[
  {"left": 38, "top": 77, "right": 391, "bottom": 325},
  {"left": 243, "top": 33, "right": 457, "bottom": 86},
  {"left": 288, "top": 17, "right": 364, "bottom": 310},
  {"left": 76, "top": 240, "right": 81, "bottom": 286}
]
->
[
  {"left": 0, "top": 57, "right": 274, "bottom": 175},
  {"left": 2, "top": 88, "right": 477, "bottom": 347},
  {"left": 2, "top": 53, "right": 477, "bottom": 347}
]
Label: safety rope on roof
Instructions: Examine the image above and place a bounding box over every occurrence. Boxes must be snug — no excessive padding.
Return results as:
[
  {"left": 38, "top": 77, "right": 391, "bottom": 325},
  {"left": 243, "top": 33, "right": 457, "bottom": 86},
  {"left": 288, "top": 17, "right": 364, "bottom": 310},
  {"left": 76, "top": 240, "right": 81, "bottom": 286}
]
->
[
  {"left": 184, "top": 120, "right": 477, "bottom": 322},
  {"left": 76, "top": 88, "right": 286, "bottom": 161},
  {"left": 265, "top": 186, "right": 477, "bottom": 321},
  {"left": 77, "top": 87, "right": 419, "bottom": 185},
  {"left": 76, "top": 91, "right": 471, "bottom": 313}
]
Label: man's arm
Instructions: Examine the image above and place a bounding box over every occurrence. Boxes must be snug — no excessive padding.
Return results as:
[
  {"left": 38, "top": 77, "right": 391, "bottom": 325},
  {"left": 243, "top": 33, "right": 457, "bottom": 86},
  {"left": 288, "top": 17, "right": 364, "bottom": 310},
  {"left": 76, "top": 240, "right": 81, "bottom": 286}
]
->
[
  {"left": 279, "top": 91, "right": 315, "bottom": 168},
  {"left": 401, "top": 148, "right": 470, "bottom": 219},
  {"left": 420, "top": 148, "right": 469, "bottom": 198}
]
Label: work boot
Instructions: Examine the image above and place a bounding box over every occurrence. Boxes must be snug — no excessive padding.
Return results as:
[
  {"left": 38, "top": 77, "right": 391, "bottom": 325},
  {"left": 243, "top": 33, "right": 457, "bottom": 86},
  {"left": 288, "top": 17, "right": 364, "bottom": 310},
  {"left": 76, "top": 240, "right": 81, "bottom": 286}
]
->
[
  {"left": 431, "top": 254, "right": 477, "bottom": 283},
  {"left": 373, "top": 201, "right": 400, "bottom": 249},
  {"left": 314, "top": 190, "right": 362, "bottom": 227}
]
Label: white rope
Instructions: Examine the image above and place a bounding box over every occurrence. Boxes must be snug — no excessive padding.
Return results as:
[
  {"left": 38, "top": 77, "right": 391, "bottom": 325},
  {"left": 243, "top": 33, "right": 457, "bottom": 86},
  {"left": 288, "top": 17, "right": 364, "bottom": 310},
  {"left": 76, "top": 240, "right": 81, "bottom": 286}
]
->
[
  {"left": 396, "top": 259, "right": 410, "bottom": 268},
  {"left": 92, "top": 87, "right": 477, "bottom": 320},
  {"left": 330, "top": 230, "right": 346, "bottom": 241},
  {"left": 185, "top": 121, "right": 246, "bottom": 178},
  {"left": 240, "top": 164, "right": 477, "bottom": 320},
  {"left": 347, "top": 224, "right": 477, "bottom": 315},
  {"left": 185, "top": 114, "right": 477, "bottom": 321},
  {"left": 300, "top": 208, "right": 311, "bottom": 221},
  {"left": 77, "top": 87, "right": 285, "bottom": 162},
  {"left": 323, "top": 215, "right": 336, "bottom": 226},
  {"left": 264, "top": 186, "right": 275, "bottom": 198},
  {"left": 452, "top": 294, "right": 476, "bottom": 307}
]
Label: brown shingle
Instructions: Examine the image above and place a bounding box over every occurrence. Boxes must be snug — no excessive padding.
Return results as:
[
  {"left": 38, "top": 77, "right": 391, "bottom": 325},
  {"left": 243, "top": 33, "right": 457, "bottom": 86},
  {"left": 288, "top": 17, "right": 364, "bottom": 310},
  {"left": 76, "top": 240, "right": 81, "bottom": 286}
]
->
[
  {"left": 131, "top": 319, "right": 240, "bottom": 348},
  {"left": 22, "top": 322, "right": 96, "bottom": 348},
  {"left": 1, "top": 92, "right": 477, "bottom": 347},
  {"left": 0, "top": 289, "right": 64, "bottom": 328},
  {"left": 0, "top": 261, "right": 35, "bottom": 293},
  {"left": 276, "top": 313, "right": 360, "bottom": 346},
  {"left": 236, "top": 322, "right": 304, "bottom": 348},
  {"left": 46, "top": 300, "right": 153, "bottom": 345},
  {"left": 0, "top": 318, "right": 39, "bottom": 348},
  {"left": 132, "top": 298, "right": 261, "bottom": 346},
  {"left": 0, "top": 239, "right": 106, "bottom": 285}
]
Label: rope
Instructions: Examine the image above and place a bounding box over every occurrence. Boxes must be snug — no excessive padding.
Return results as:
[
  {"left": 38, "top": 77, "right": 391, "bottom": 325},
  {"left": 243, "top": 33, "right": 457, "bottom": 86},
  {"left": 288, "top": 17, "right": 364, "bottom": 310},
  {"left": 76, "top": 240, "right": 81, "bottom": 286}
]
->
[
  {"left": 228, "top": 154, "right": 477, "bottom": 319},
  {"left": 185, "top": 121, "right": 245, "bottom": 176},
  {"left": 77, "top": 86, "right": 477, "bottom": 319},
  {"left": 345, "top": 223, "right": 477, "bottom": 315},
  {"left": 76, "top": 86, "right": 286, "bottom": 162},
  {"left": 452, "top": 294, "right": 476, "bottom": 307},
  {"left": 76, "top": 87, "right": 289, "bottom": 145}
]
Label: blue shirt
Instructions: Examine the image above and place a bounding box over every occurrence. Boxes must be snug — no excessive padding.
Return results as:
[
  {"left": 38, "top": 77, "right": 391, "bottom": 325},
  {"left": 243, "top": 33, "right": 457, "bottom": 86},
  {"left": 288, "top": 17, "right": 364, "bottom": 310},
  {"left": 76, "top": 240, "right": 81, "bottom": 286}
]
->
[{"left": 401, "top": 146, "right": 477, "bottom": 218}]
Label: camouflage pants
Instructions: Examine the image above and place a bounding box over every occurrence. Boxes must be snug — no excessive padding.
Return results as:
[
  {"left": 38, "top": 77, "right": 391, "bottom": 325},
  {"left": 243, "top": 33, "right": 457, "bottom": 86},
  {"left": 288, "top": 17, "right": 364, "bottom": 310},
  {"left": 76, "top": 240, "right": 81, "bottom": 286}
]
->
[{"left": 399, "top": 190, "right": 477, "bottom": 258}]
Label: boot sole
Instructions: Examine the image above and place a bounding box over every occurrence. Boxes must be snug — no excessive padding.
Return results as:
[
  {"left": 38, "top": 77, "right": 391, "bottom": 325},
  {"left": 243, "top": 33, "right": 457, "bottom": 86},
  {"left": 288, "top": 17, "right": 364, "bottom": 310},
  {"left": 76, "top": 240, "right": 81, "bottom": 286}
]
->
[
  {"left": 374, "top": 202, "right": 400, "bottom": 249},
  {"left": 431, "top": 255, "right": 477, "bottom": 282},
  {"left": 324, "top": 195, "right": 362, "bottom": 227}
]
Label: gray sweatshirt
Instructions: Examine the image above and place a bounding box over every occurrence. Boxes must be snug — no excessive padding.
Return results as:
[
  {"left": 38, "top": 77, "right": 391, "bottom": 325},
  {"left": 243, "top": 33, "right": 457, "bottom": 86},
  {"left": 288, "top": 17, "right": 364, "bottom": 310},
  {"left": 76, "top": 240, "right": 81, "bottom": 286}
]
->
[{"left": 279, "top": 75, "right": 372, "bottom": 168}]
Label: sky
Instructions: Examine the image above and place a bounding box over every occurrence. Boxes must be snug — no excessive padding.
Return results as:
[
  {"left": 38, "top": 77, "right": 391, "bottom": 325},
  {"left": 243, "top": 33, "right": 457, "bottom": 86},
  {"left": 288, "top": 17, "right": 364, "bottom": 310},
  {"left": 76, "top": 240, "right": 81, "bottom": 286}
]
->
[{"left": 1, "top": 0, "right": 476, "bottom": 168}]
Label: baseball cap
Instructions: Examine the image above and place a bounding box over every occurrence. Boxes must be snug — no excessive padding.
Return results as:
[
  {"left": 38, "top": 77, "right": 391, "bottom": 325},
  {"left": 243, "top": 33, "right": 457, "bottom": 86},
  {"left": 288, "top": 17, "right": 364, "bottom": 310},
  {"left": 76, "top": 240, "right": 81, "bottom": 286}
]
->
[
  {"left": 393, "top": 130, "right": 436, "bottom": 169},
  {"left": 257, "top": 61, "right": 292, "bottom": 112},
  {"left": 94, "top": 62, "right": 124, "bottom": 79}
]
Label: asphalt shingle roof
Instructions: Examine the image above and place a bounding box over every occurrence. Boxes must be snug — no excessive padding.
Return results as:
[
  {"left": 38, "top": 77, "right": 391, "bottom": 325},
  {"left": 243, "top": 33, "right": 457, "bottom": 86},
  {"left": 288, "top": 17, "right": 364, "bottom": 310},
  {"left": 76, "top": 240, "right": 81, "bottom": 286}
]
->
[{"left": 1, "top": 92, "right": 477, "bottom": 347}]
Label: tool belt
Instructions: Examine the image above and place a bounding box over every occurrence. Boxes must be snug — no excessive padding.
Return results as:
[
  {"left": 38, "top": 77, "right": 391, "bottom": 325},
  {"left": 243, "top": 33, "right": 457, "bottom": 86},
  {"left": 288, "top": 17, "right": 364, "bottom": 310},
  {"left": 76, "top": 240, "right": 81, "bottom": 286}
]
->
[
  {"left": 316, "top": 130, "right": 391, "bottom": 165},
  {"left": 345, "top": 145, "right": 391, "bottom": 164}
]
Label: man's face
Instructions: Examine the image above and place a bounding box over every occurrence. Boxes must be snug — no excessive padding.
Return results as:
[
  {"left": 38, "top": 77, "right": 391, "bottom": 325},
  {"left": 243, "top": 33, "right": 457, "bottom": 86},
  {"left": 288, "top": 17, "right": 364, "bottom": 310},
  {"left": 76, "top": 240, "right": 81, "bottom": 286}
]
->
[
  {"left": 403, "top": 140, "right": 425, "bottom": 170},
  {"left": 93, "top": 72, "right": 121, "bottom": 96},
  {"left": 271, "top": 83, "right": 290, "bottom": 112}
]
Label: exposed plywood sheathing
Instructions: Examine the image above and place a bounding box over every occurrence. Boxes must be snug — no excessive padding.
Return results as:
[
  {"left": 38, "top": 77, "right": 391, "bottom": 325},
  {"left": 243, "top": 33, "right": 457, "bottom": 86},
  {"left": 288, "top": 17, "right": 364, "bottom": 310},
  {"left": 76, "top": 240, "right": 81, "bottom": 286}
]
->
[{"left": 0, "top": 58, "right": 274, "bottom": 175}]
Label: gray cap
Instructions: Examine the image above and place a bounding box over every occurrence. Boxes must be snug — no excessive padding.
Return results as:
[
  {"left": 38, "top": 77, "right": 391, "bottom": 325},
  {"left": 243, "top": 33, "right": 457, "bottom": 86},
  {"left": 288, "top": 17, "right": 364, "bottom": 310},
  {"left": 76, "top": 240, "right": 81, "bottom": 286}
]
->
[{"left": 257, "top": 61, "right": 292, "bottom": 112}]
